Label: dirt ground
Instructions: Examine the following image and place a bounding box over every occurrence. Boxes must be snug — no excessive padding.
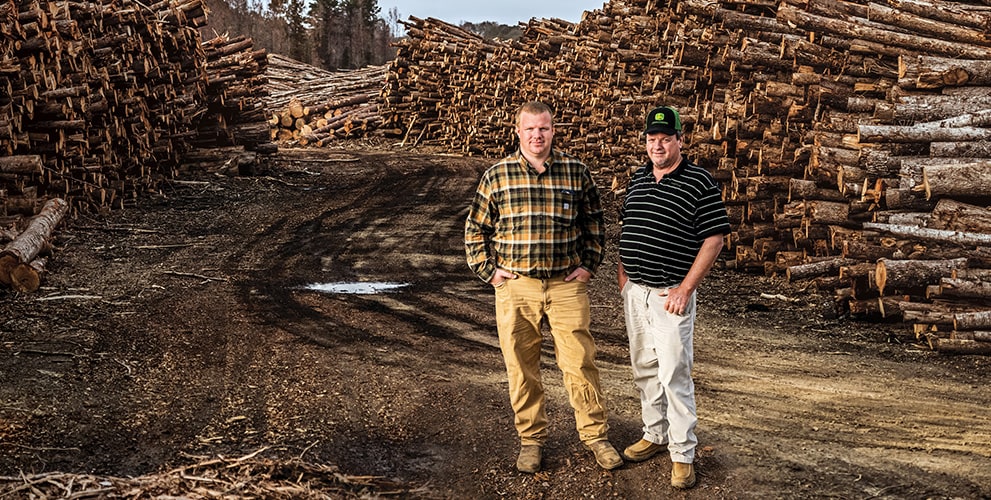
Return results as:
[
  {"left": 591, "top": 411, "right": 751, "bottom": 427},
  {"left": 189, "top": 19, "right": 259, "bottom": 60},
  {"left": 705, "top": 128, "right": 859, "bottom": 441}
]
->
[{"left": 2, "top": 142, "right": 990, "bottom": 499}]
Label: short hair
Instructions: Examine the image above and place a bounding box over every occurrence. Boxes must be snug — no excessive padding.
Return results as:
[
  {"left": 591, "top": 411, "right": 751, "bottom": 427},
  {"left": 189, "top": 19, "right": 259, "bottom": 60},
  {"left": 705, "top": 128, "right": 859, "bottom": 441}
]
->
[{"left": 515, "top": 101, "right": 554, "bottom": 126}]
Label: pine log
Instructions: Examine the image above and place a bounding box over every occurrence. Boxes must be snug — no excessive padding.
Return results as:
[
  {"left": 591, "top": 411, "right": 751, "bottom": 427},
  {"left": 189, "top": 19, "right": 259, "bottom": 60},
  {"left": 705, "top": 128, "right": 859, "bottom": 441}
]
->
[
  {"left": 929, "top": 140, "right": 991, "bottom": 159},
  {"left": 922, "top": 162, "right": 991, "bottom": 199},
  {"left": 807, "top": 200, "right": 853, "bottom": 226},
  {"left": 874, "top": 94, "right": 991, "bottom": 123},
  {"left": 935, "top": 338, "right": 991, "bottom": 355},
  {"left": 954, "top": 310, "right": 991, "bottom": 331},
  {"left": 777, "top": 3, "right": 991, "bottom": 59},
  {"left": 875, "top": 211, "right": 931, "bottom": 227},
  {"left": 862, "top": 222, "right": 991, "bottom": 247},
  {"left": 949, "top": 331, "right": 991, "bottom": 341},
  {"left": 899, "top": 55, "right": 991, "bottom": 89},
  {"left": 788, "top": 178, "right": 847, "bottom": 201},
  {"left": 875, "top": 257, "right": 968, "bottom": 295},
  {"left": 10, "top": 256, "right": 45, "bottom": 293},
  {"left": 887, "top": 0, "right": 991, "bottom": 32},
  {"left": 842, "top": 240, "right": 899, "bottom": 261},
  {"left": 904, "top": 309, "right": 957, "bottom": 326},
  {"left": 930, "top": 198, "right": 991, "bottom": 233},
  {"left": 786, "top": 258, "right": 857, "bottom": 281},
  {"left": 907, "top": 245, "right": 991, "bottom": 268},
  {"left": 0, "top": 155, "right": 44, "bottom": 174},
  {"left": 883, "top": 188, "right": 934, "bottom": 210},
  {"left": 878, "top": 295, "right": 919, "bottom": 318},
  {"left": 857, "top": 124, "right": 991, "bottom": 144},
  {"left": 849, "top": 298, "right": 882, "bottom": 316},
  {"left": 936, "top": 277, "right": 991, "bottom": 300},
  {"left": 865, "top": 2, "right": 991, "bottom": 47},
  {"left": 953, "top": 268, "right": 991, "bottom": 280},
  {"left": 0, "top": 197, "right": 67, "bottom": 285}
]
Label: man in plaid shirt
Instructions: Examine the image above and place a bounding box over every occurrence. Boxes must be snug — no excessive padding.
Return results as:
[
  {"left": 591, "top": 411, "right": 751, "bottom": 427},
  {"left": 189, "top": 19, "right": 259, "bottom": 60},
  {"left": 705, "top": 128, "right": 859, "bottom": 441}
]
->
[{"left": 465, "top": 101, "right": 622, "bottom": 474}]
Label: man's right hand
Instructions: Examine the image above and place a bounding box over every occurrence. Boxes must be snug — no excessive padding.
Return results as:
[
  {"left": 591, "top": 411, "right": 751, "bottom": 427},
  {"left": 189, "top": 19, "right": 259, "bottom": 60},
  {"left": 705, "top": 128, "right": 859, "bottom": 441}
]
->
[{"left": 490, "top": 268, "right": 518, "bottom": 287}]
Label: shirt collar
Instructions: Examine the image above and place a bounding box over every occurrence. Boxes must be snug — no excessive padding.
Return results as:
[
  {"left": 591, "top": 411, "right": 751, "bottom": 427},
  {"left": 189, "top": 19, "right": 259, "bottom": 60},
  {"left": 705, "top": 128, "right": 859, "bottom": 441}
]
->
[
  {"left": 515, "top": 148, "right": 558, "bottom": 173},
  {"left": 637, "top": 156, "right": 688, "bottom": 180}
]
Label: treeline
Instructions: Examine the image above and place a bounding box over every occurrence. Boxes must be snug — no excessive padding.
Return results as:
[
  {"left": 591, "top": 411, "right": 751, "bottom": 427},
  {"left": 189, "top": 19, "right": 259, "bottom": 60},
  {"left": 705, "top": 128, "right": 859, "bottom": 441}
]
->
[
  {"left": 201, "top": 0, "right": 522, "bottom": 70},
  {"left": 202, "top": 0, "right": 395, "bottom": 69}
]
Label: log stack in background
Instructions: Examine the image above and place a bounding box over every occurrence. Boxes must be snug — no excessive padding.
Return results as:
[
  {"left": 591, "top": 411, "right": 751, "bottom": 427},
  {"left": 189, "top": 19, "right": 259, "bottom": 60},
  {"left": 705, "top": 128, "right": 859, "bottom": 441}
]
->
[
  {"left": 265, "top": 53, "right": 387, "bottom": 146},
  {"left": 375, "top": 0, "right": 991, "bottom": 354},
  {"left": 1, "top": 0, "right": 273, "bottom": 292},
  {"left": 0, "top": 0, "right": 274, "bottom": 218}
]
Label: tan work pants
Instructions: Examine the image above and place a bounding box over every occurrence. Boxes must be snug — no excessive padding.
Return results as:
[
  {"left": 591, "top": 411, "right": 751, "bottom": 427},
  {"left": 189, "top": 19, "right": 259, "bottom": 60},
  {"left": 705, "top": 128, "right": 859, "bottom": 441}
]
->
[{"left": 494, "top": 275, "right": 610, "bottom": 446}]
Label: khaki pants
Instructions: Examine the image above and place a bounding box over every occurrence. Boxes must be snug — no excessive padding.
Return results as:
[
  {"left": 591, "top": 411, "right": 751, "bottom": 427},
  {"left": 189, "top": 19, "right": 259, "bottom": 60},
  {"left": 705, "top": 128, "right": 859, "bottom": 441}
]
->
[
  {"left": 622, "top": 280, "right": 698, "bottom": 463},
  {"left": 494, "top": 275, "right": 610, "bottom": 446}
]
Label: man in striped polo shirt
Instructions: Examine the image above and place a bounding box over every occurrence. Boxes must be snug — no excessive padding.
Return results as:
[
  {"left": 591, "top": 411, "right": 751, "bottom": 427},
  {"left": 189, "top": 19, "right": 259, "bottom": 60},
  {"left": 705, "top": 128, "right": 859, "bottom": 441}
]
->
[
  {"left": 465, "top": 101, "right": 622, "bottom": 474},
  {"left": 618, "top": 105, "right": 731, "bottom": 489}
]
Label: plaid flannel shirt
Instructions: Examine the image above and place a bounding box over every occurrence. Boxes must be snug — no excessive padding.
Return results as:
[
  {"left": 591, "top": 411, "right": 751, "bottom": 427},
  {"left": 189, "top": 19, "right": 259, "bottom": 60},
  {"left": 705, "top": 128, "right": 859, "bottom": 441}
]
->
[{"left": 465, "top": 149, "right": 605, "bottom": 283}]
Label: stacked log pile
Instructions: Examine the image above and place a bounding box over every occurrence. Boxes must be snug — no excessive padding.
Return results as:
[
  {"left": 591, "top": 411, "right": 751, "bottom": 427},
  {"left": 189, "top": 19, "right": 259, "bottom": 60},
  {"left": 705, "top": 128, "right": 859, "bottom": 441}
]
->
[
  {"left": 266, "top": 54, "right": 387, "bottom": 146},
  {"left": 1, "top": 0, "right": 273, "bottom": 217},
  {"left": 379, "top": 0, "right": 991, "bottom": 354}
]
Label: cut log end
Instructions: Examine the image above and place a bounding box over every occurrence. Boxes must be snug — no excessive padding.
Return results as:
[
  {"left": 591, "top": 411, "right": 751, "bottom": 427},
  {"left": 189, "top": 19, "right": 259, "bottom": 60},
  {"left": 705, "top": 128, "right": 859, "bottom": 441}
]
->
[
  {"left": 0, "top": 254, "right": 18, "bottom": 285},
  {"left": 10, "top": 262, "right": 41, "bottom": 293}
]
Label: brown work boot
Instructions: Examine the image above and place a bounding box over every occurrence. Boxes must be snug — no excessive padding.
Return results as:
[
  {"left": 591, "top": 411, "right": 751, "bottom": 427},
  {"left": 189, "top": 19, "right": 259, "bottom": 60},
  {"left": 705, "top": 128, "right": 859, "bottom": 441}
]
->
[
  {"left": 516, "top": 445, "right": 542, "bottom": 473},
  {"left": 623, "top": 439, "right": 664, "bottom": 462},
  {"left": 584, "top": 440, "right": 623, "bottom": 470},
  {"left": 671, "top": 461, "right": 696, "bottom": 489}
]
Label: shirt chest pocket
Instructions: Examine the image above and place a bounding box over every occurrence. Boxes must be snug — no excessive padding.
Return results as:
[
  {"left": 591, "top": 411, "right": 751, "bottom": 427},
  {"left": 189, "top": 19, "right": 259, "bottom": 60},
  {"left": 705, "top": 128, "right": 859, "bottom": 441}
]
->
[{"left": 550, "top": 189, "right": 580, "bottom": 227}]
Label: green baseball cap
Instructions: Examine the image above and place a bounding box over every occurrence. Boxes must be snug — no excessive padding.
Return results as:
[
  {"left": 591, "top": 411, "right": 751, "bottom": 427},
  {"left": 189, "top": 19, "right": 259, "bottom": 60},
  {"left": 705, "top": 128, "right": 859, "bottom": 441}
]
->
[{"left": 644, "top": 106, "right": 682, "bottom": 135}]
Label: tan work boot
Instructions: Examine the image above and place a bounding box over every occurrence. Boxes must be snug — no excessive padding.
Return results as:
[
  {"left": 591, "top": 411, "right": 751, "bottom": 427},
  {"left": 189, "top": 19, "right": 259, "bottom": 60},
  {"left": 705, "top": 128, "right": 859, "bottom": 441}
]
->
[
  {"left": 516, "top": 445, "right": 542, "bottom": 473},
  {"left": 671, "top": 461, "right": 696, "bottom": 489},
  {"left": 622, "top": 439, "right": 664, "bottom": 462},
  {"left": 584, "top": 440, "right": 623, "bottom": 470}
]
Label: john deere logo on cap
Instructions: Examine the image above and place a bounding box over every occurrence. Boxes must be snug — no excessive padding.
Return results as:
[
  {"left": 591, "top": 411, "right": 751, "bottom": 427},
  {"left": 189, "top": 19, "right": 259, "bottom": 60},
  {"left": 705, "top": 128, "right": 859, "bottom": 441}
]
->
[{"left": 645, "top": 106, "right": 682, "bottom": 133}]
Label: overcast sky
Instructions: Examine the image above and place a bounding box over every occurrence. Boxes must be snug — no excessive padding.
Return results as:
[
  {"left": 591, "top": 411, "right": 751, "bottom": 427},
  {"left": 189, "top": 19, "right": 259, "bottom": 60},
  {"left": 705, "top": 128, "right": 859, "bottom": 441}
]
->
[{"left": 380, "top": 0, "right": 607, "bottom": 27}]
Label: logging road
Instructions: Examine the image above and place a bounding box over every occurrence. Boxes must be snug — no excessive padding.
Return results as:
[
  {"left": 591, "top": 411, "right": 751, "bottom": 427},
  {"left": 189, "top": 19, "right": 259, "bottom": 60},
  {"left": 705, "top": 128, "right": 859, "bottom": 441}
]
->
[{"left": 1, "top": 144, "right": 989, "bottom": 498}]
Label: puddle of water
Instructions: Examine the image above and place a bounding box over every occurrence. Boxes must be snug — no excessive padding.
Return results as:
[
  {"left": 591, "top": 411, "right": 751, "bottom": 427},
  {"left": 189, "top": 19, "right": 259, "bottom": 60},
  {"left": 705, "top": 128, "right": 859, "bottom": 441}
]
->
[{"left": 303, "top": 282, "right": 410, "bottom": 294}]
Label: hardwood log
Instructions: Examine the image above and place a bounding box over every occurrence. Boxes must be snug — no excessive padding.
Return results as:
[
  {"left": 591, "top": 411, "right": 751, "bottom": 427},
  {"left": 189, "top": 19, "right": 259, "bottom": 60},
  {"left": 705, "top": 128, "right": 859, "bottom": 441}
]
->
[
  {"left": 10, "top": 255, "right": 44, "bottom": 293},
  {"left": 777, "top": 3, "right": 991, "bottom": 59},
  {"left": 930, "top": 140, "right": 991, "bottom": 158},
  {"left": 0, "top": 155, "right": 43, "bottom": 174},
  {"left": 862, "top": 222, "right": 991, "bottom": 247},
  {"left": 875, "top": 257, "right": 968, "bottom": 295},
  {"left": 929, "top": 198, "right": 991, "bottom": 233},
  {"left": 950, "top": 331, "right": 991, "bottom": 341},
  {"left": 887, "top": 0, "right": 991, "bottom": 32},
  {"left": 935, "top": 338, "right": 991, "bottom": 355},
  {"left": 922, "top": 162, "right": 991, "bottom": 199},
  {"left": 787, "top": 258, "right": 857, "bottom": 282},
  {"left": 954, "top": 310, "right": 991, "bottom": 331},
  {"left": 953, "top": 268, "right": 991, "bottom": 280},
  {"left": 936, "top": 277, "right": 991, "bottom": 300},
  {"left": 0, "top": 197, "right": 67, "bottom": 285},
  {"left": 842, "top": 239, "right": 899, "bottom": 261},
  {"left": 874, "top": 94, "right": 991, "bottom": 123},
  {"left": 899, "top": 55, "right": 991, "bottom": 89},
  {"left": 904, "top": 309, "right": 957, "bottom": 327},
  {"left": 865, "top": 6, "right": 991, "bottom": 52},
  {"left": 858, "top": 124, "right": 991, "bottom": 144}
]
